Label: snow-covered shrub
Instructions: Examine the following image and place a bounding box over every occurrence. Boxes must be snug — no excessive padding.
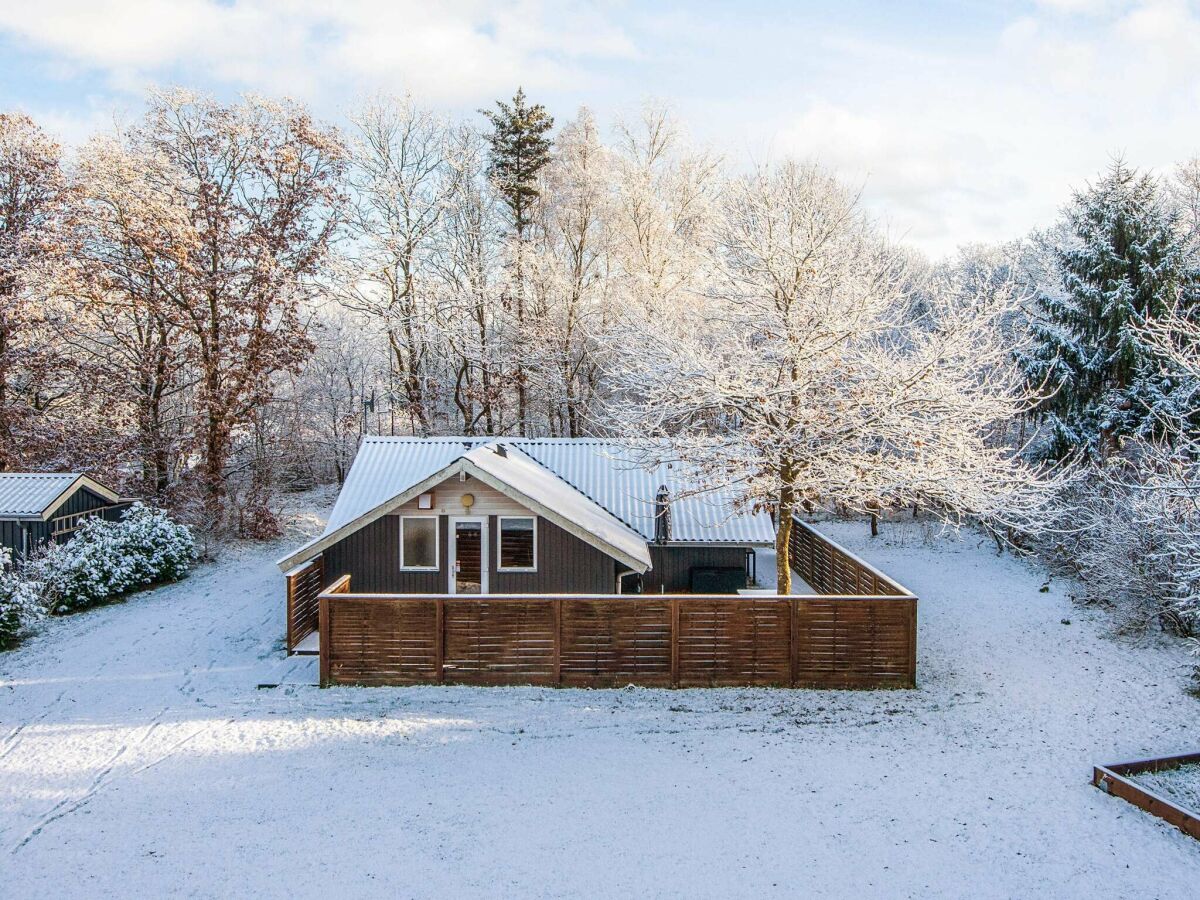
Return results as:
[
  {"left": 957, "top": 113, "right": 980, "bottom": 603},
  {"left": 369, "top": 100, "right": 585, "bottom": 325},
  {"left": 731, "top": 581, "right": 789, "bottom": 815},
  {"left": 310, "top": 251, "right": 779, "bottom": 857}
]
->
[
  {"left": 1050, "top": 448, "right": 1200, "bottom": 635},
  {"left": 28, "top": 504, "right": 196, "bottom": 614},
  {"left": 0, "top": 548, "right": 43, "bottom": 649},
  {"left": 1039, "top": 307, "right": 1200, "bottom": 637}
]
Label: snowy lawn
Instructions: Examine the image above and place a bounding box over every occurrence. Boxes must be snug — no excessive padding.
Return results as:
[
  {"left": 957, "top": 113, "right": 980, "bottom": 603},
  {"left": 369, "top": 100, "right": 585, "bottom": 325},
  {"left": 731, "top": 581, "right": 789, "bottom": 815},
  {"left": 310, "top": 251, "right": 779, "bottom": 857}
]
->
[{"left": 2, "top": 505, "right": 1198, "bottom": 899}]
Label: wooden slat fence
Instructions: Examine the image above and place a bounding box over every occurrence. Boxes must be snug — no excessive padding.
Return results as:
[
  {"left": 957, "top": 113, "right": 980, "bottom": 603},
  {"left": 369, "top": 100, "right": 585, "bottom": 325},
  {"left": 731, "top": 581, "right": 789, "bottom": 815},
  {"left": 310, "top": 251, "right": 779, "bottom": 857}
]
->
[
  {"left": 285, "top": 556, "right": 324, "bottom": 653},
  {"left": 789, "top": 517, "right": 909, "bottom": 596},
  {"left": 318, "top": 577, "right": 916, "bottom": 690}
]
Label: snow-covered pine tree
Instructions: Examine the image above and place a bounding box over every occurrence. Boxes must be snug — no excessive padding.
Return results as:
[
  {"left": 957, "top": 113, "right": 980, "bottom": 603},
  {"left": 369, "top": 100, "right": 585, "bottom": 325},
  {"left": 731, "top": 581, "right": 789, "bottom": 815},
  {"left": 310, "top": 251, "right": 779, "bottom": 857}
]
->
[{"left": 1020, "top": 160, "right": 1199, "bottom": 459}]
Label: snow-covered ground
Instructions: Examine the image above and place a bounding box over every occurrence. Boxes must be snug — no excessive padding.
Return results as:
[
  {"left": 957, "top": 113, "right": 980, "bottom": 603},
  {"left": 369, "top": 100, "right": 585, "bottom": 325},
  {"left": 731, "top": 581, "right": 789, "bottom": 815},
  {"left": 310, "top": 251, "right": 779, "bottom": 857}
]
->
[{"left": 2, "top": 503, "right": 1198, "bottom": 899}]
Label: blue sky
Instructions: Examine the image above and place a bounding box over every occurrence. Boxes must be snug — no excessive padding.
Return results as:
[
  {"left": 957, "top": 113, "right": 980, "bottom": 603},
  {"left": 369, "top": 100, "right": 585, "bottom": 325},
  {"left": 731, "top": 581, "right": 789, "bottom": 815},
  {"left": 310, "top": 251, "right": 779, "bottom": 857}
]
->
[{"left": 2, "top": 0, "right": 1199, "bottom": 256}]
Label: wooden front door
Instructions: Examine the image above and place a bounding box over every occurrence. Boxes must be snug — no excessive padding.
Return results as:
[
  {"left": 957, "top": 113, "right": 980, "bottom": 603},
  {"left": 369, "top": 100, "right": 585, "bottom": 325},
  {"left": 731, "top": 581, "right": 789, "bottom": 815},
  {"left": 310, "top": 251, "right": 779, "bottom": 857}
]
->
[{"left": 449, "top": 517, "right": 488, "bottom": 594}]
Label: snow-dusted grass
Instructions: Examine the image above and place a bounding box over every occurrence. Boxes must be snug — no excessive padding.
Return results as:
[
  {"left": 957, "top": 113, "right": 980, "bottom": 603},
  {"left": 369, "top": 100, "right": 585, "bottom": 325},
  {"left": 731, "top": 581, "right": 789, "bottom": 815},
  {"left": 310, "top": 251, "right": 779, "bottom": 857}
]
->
[
  {"left": 1135, "top": 765, "right": 1200, "bottom": 815},
  {"left": 1, "top": 504, "right": 1198, "bottom": 899}
]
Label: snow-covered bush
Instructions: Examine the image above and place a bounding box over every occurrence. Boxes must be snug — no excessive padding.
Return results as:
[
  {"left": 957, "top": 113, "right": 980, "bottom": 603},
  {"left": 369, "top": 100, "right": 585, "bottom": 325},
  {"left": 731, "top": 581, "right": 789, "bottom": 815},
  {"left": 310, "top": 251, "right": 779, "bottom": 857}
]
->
[
  {"left": 0, "top": 548, "right": 43, "bottom": 649},
  {"left": 1039, "top": 306, "right": 1200, "bottom": 636},
  {"left": 27, "top": 504, "right": 196, "bottom": 615},
  {"left": 1049, "top": 461, "right": 1193, "bottom": 633}
]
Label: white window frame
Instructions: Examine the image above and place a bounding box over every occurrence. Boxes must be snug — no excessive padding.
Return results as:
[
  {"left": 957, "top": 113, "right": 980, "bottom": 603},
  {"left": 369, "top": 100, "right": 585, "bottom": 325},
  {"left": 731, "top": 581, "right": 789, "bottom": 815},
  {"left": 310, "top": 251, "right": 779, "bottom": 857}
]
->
[
  {"left": 496, "top": 515, "right": 538, "bottom": 572},
  {"left": 399, "top": 515, "right": 440, "bottom": 571},
  {"left": 449, "top": 516, "right": 489, "bottom": 595}
]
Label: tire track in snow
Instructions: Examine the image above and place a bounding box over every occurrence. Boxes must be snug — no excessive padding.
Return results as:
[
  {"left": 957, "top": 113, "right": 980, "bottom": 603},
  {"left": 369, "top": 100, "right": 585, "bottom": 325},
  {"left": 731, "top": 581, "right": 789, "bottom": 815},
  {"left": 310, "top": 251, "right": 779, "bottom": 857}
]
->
[
  {"left": 0, "top": 689, "right": 67, "bottom": 762},
  {"left": 131, "top": 716, "right": 235, "bottom": 776},
  {"left": 10, "top": 706, "right": 170, "bottom": 854}
]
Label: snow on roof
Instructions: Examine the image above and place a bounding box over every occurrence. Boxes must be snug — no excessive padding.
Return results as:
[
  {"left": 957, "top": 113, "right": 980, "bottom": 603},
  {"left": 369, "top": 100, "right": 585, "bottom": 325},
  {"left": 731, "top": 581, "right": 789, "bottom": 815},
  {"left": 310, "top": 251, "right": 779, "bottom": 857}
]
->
[
  {"left": 462, "top": 443, "right": 651, "bottom": 570},
  {"left": 0, "top": 473, "right": 89, "bottom": 519},
  {"left": 278, "top": 436, "right": 775, "bottom": 572},
  {"left": 324, "top": 437, "right": 774, "bottom": 544}
]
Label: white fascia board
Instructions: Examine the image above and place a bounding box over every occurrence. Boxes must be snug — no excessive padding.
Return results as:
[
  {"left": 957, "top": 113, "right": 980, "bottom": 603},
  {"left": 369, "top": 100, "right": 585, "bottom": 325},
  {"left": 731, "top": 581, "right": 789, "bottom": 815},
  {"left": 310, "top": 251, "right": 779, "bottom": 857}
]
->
[{"left": 274, "top": 461, "right": 463, "bottom": 572}]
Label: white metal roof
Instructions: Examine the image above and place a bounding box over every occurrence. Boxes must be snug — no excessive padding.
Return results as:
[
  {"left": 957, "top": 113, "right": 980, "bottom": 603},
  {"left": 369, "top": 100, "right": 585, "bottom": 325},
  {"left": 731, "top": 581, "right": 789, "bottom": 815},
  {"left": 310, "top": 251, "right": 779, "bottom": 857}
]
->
[
  {"left": 324, "top": 437, "right": 774, "bottom": 544},
  {"left": 278, "top": 437, "right": 775, "bottom": 572},
  {"left": 462, "top": 443, "right": 651, "bottom": 570},
  {"left": 0, "top": 473, "right": 119, "bottom": 519}
]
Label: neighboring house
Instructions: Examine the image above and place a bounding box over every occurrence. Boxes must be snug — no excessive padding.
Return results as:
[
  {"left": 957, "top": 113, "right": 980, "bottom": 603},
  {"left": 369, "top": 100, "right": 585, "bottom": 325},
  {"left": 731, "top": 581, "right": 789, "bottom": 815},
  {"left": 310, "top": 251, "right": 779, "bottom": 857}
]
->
[
  {"left": 0, "top": 473, "right": 131, "bottom": 558},
  {"left": 277, "top": 437, "right": 775, "bottom": 596}
]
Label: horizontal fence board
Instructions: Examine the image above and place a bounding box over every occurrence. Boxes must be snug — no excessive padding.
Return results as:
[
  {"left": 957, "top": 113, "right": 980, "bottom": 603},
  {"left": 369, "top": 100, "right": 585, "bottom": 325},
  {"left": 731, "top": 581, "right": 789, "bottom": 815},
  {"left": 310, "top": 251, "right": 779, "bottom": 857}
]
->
[
  {"left": 285, "top": 556, "right": 324, "bottom": 653},
  {"left": 312, "top": 519, "right": 916, "bottom": 689},
  {"left": 319, "top": 592, "right": 915, "bottom": 690}
]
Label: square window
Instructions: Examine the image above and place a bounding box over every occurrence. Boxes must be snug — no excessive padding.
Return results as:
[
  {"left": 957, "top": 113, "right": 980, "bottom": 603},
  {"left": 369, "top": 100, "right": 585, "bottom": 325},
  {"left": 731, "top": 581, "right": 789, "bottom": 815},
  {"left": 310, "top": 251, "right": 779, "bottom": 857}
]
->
[
  {"left": 498, "top": 516, "right": 536, "bottom": 570},
  {"left": 400, "top": 517, "right": 438, "bottom": 569}
]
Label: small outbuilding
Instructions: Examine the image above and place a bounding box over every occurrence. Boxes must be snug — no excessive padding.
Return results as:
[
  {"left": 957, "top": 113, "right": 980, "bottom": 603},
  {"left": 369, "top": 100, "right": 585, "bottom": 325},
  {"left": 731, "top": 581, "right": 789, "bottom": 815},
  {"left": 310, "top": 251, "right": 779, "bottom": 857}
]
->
[{"left": 0, "top": 473, "right": 130, "bottom": 558}]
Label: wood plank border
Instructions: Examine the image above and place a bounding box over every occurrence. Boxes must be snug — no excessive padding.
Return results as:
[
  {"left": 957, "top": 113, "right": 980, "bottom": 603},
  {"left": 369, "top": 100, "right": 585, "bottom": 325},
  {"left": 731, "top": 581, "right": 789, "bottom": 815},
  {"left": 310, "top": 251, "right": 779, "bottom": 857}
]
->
[
  {"left": 304, "top": 521, "right": 919, "bottom": 691},
  {"left": 1093, "top": 752, "right": 1200, "bottom": 842}
]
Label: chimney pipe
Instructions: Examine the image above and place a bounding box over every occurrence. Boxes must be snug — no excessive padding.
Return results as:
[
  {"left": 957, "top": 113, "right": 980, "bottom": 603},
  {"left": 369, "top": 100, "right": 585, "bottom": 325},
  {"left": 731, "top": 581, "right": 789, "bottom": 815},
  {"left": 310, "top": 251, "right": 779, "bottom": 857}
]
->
[{"left": 654, "top": 484, "right": 671, "bottom": 544}]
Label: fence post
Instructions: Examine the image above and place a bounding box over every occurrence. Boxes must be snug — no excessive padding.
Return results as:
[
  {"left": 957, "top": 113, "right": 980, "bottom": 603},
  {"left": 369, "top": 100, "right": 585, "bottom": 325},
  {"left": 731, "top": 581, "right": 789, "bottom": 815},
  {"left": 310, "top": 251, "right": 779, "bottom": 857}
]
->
[
  {"left": 318, "top": 595, "right": 331, "bottom": 688},
  {"left": 670, "top": 597, "right": 680, "bottom": 688},
  {"left": 285, "top": 571, "right": 296, "bottom": 652},
  {"left": 907, "top": 599, "right": 918, "bottom": 688},
  {"left": 809, "top": 528, "right": 817, "bottom": 589},
  {"left": 789, "top": 596, "right": 799, "bottom": 687},
  {"left": 435, "top": 597, "right": 445, "bottom": 684}
]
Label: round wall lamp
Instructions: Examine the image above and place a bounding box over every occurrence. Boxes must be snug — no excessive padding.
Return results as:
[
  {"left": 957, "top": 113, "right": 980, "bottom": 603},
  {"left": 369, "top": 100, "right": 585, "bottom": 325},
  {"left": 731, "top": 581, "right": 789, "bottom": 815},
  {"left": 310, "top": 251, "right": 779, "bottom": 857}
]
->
[{"left": 460, "top": 493, "right": 475, "bottom": 509}]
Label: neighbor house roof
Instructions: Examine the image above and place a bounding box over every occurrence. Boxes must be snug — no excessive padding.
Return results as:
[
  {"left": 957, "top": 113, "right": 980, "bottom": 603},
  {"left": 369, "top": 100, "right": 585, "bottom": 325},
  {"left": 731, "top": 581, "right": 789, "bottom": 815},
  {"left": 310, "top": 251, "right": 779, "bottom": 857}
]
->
[
  {"left": 278, "top": 437, "right": 775, "bottom": 573},
  {"left": 0, "top": 473, "right": 121, "bottom": 520}
]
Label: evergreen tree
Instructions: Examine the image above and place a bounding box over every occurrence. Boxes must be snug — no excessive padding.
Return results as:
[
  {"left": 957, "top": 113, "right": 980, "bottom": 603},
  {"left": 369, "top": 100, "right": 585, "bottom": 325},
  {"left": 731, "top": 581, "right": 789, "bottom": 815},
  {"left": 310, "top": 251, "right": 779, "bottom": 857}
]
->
[
  {"left": 481, "top": 88, "right": 554, "bottom": 435},
  {"left": 481, "top": 87, "right": 554, "bottom": 240},
  {"left": 1021, "top": 160, "right": 1199, "bottom": 459}
]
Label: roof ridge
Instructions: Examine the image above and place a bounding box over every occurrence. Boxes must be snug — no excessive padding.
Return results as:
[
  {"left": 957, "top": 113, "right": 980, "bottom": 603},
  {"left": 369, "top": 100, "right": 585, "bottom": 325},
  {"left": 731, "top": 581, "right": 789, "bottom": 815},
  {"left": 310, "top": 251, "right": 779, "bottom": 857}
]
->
[
  {"left": 0, "top": 471, "right": 81, "bottom": 477},
  {"left": 361, "top": 435, "right": 635, "bottom": 443}
]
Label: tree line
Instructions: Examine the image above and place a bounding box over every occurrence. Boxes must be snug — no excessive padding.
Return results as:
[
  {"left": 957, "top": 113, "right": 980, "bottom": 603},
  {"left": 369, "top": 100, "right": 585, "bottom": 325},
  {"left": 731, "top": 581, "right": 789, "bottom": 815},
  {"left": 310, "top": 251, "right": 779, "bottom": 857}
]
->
[{"left": 4, "top": 87, "right": 1200, "bottom": 633}]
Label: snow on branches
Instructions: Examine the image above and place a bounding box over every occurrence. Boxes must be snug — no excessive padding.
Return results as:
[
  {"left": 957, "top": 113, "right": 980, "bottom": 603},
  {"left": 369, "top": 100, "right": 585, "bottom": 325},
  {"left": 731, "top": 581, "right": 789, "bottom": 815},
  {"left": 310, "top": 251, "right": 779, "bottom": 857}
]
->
[{"left": 603, "top": 160, "right": 1062, "bottom": 590}]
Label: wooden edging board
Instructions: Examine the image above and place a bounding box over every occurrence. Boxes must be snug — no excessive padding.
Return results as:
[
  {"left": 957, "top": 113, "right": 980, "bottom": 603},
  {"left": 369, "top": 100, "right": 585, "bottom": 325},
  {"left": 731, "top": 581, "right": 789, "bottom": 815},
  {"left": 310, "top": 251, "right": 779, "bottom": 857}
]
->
[{"left": 1092, "top": 751, "right": 1200, "bottom": 842}]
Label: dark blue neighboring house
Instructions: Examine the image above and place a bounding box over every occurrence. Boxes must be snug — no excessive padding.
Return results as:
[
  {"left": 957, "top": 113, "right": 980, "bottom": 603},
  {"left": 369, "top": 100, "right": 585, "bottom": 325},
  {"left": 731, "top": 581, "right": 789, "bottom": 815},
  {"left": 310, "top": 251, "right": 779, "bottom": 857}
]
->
[{"left": 0, "top": 473, "right": 130, "bottom": 558}]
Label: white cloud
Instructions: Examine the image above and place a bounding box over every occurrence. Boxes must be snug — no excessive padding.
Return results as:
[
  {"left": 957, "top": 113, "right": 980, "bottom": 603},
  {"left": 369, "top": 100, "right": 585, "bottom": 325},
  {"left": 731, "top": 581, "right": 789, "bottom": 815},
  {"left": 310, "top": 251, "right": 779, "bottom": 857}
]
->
[
  {"left": 0, "top": 0, "right": 637, "bottom": 103},
  {"left": 767, "top": 1, "right": 1200, "bottom": 255},
  {"left": 4, "top": 1, "right": 1200, "bottom": 257}
]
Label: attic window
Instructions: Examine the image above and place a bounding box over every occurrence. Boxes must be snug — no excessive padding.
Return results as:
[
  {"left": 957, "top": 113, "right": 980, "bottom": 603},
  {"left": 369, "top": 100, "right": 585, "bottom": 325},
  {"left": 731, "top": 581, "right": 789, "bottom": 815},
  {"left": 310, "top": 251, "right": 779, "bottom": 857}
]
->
[{"left": 497, "top": 516, "right": 536, "bottom": 571}]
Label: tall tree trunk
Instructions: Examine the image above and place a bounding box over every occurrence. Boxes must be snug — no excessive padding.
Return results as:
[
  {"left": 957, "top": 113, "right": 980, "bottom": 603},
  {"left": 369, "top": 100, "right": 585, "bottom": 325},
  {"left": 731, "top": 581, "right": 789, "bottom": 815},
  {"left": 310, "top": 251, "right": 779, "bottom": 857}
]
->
[
  {"left": 514, "top": 233, "right": 528, "bottom": 437},
  {"left": 775, "top": 456, "right": 798, "bottom": 594}
]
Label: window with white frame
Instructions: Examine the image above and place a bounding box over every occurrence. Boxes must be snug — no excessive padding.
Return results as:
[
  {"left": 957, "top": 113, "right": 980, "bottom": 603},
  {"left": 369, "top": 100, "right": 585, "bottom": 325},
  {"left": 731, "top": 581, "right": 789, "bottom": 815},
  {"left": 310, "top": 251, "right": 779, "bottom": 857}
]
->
[
  {"left": 400, "top": 516, "right": 439, "bottom": 570},
  {"left": 497, "top": 516, "right": 536, "bottom": 571}
]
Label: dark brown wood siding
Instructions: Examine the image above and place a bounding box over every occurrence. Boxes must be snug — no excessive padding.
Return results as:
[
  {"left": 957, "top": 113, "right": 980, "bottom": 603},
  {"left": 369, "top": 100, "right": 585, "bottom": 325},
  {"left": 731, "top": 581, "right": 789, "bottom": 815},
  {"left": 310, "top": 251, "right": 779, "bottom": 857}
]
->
[
  {"left": 58, "top": 487, "right": 116, "bottom": 517},
  {"left": 0, "top": 520, "right": 25, "bottom": 556},
  {"left": 324, "top": 515, "right": 448, "bottom": 594},
  {"left": 642, "top": 545, "right": 751, "bottom": 593},
  {"left": 489, "top": 516, "right": 615, "bottom": 594},
  {"left": 323, "top": 514, "right": 618, "bottom": 594}
]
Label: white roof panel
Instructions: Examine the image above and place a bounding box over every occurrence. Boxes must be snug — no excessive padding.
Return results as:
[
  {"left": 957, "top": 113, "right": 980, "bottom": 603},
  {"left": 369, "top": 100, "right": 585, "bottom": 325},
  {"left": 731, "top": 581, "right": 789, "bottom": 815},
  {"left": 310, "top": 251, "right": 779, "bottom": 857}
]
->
[
  {"left": 322, "top": 437, "right": 774, "bottom": 545},
  {"left": 0, "top": 473, "right": 83, "bottom": 518},
  {"left": 463, "top": 443, "right": 651, "bottom": 569}
]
